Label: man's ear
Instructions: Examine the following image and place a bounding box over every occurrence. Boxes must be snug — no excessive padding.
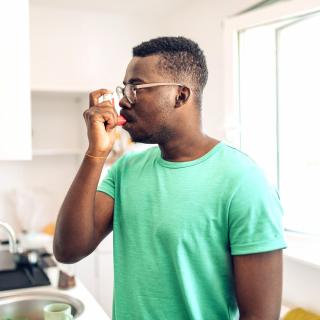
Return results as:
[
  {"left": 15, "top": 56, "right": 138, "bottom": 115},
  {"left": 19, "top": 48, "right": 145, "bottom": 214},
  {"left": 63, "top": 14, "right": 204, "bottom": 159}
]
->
[{"left": 175, "top": 86, "right": 191, "bottom": 108}]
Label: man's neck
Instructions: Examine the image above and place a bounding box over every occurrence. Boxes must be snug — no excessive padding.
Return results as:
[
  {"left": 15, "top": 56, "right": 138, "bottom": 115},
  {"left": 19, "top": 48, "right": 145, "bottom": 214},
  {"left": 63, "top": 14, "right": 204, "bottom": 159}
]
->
[{"left": 158, "top": 133, "right": 220, "bottom": 162}]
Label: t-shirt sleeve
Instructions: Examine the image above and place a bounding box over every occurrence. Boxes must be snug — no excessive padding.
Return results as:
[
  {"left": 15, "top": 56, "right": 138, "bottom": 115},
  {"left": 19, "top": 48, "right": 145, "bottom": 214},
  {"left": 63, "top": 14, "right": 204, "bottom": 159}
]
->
[
  {"left": 228, "top": 169, "right": 287, "bottom": 255},
  {"left": 97, "top": 161, "right": 119, "bottom": 199}
]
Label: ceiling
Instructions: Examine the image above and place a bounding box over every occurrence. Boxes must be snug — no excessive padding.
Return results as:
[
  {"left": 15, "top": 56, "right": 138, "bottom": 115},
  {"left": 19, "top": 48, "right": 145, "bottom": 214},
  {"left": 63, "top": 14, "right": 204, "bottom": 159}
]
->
[{"left": 29, "top": 0, "right": 188, "bottom": 16}]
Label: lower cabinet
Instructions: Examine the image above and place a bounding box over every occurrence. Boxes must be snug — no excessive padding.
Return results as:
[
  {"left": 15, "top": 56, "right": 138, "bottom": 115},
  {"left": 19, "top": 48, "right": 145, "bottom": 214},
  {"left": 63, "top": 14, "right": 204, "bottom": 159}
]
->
[
  {"left": 73, "top": 251, "right": 98, "bottom": 298},
  {"left": 97, "top": 252, "right": 114, "bottom": 317},
  {"left": 74, "top": 235, "right": 114, "bottom": 318}
]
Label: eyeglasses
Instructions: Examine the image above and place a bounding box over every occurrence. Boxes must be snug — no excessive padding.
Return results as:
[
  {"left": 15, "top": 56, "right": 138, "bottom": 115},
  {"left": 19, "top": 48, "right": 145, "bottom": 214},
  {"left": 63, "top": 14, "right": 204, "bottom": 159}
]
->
[{"left": 115, "top": 82, "right": 185, "bottom": 104}]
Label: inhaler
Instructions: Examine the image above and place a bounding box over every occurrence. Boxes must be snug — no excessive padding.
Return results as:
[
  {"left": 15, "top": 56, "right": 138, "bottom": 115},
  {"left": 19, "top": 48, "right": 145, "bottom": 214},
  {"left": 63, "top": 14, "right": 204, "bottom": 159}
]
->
[{"left": 98, "top": 92, "right": 126, "bottom": 126}]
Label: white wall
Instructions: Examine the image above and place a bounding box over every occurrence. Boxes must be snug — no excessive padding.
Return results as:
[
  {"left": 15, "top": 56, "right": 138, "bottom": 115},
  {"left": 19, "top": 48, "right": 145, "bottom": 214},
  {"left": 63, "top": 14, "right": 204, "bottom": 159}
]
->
[
  {"left": 283, "top": 256, "right": 320, "bottom": 313},
  {"left": 158, "top": 0, "right": 260, "bottom": 140}
]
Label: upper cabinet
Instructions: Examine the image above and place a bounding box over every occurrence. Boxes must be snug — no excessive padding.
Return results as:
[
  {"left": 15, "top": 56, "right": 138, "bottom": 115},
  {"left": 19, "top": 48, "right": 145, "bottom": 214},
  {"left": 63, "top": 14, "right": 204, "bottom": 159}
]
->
[
  {"left": 0, "top": 0, "right": 32, "bottom": 160},
  {"left": 29, "top": 6, "right": 132, "bottom": 92}
]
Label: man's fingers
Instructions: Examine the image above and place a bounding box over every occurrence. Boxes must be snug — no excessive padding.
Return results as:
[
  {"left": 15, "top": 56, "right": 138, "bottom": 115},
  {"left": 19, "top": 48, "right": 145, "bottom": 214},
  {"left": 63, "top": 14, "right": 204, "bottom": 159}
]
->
[
  {"left": 102, "top": 110, "right": 117, "bottom": 129},
  {"left": 83, "top": 107, "right": 117, "bottom": 129},
  {"left": 89, "top": 88, "right": 113, "bottom": 107}
]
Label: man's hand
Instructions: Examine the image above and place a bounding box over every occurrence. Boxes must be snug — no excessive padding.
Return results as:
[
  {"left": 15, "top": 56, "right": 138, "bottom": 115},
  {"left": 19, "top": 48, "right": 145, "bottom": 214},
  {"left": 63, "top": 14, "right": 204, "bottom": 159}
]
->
[
  {"left": 232, "top": 250, "right": 283, "bottom": 320},
  {"left": 83, "top": 89, "right": 118, "bottom": 157}
]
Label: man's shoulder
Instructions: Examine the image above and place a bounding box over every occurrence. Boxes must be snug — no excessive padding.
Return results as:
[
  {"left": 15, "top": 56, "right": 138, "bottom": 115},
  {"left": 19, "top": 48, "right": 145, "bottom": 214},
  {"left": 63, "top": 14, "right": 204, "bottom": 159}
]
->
[
  {"left": 218, "top": 142, "right": 260, "bottom": 173},
  {"left": 114, "top": 145, "right": 159, "bottom": 167},
  {"left": 219, "top": 142, "right": 277, "bottom": 192}
]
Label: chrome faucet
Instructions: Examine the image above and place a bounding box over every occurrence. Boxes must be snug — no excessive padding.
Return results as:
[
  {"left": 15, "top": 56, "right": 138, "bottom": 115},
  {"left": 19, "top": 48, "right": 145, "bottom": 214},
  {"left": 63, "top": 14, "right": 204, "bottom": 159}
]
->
[{"left": 0, "top": 221, "right": 18, "bottom": 254}]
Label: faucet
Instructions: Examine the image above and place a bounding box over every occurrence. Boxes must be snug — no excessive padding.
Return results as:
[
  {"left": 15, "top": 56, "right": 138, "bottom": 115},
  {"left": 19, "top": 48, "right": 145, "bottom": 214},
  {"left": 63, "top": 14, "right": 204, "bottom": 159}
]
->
[{"left": 0, "top": 221, "right": 18, "bottom": 254}]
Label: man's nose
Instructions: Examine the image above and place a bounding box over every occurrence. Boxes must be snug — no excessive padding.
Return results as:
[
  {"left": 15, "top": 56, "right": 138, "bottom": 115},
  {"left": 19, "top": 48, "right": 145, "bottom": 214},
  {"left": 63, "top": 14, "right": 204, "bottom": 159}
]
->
[{"left": 119, "top": 96, "right": 132, "bottom": 109}]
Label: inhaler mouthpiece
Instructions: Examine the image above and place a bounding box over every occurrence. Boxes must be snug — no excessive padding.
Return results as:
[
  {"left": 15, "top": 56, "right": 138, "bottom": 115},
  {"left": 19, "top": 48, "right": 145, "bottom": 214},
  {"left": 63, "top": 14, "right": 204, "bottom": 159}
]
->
[
  {"left": 98, "top": 93, "right": 114, "bottom": 104},
  {"left": 98, "top": 92, "right": 127, "bottom": 126}
]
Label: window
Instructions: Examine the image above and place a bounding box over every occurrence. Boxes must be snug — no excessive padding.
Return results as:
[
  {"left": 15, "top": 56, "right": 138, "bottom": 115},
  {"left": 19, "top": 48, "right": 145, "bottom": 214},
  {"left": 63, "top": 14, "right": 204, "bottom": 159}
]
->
[{"left": 224, "top": 0, "right": 320, "bottom": 235}]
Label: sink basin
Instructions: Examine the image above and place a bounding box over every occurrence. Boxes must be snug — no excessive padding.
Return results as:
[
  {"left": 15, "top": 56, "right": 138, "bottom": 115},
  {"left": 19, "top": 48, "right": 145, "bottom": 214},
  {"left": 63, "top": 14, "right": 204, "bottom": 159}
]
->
[{"left": 0, "top": 290, "right": 85, "bottom": 319}]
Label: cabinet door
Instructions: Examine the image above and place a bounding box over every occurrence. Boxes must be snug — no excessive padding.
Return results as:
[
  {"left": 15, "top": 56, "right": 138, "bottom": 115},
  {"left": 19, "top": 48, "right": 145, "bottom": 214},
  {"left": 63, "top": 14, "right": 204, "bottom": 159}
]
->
[
  {"left": 74, "top": 252, "right": 98, "bottom": 299},
  {"left": 97, "top": 252, "right": 114, "bottom": 317},
  {"left": 0, "top": 0, "right": 31, "bottom": 160},
  {"left": 29, "top": 6, "right": 124, "bottom": 91}
]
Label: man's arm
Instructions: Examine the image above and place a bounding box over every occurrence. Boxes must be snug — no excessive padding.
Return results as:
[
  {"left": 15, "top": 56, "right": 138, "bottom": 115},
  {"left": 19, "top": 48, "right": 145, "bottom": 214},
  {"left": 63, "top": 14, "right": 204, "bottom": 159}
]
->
[
  {"left": 53, "top": 88, "right": 118, "bottom": 263},
  {"left": 53, "top": 157, "right": 114, "bottom": 263},
  {"left": 232, "top": 249, "right": 283, "bottom": 320}
]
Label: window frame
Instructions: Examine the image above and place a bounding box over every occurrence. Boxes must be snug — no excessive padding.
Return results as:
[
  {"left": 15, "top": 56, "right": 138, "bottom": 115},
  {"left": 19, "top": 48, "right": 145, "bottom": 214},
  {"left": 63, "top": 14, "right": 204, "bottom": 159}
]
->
[
  {"left": 223, "top": 0, "right": 320, "bottom": 147},
  {"left": 223, "top": 0, "right": 320, "bottom": 267}
]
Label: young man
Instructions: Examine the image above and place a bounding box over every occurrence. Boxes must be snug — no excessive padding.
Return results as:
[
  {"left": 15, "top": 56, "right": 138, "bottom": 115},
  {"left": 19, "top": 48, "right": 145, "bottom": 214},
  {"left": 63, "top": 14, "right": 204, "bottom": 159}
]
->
[{"left": 54, "top": 36, "right": 286, "bottom": 319}]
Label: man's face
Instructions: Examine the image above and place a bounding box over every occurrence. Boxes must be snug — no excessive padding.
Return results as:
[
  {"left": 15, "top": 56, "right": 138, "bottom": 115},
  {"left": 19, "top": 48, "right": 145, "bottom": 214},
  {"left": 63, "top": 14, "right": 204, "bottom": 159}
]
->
[{"left": 119, "top": 55, "right": 178, "bottom": 144}]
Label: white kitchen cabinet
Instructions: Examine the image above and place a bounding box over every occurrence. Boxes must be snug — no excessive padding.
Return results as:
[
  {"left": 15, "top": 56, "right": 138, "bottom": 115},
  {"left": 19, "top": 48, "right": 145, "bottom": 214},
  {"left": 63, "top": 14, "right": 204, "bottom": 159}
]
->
[
  {"left": 97, "top": 251, "right": 114, "bottom": 317},
  {"left": 74, "top": 236, "right": 114, "bottom": 318},
  {"left": 75, "top": 252, "right": 114, "bottom": 318},
  {"left": 29, "top": 5, "right": 130, "bottom": 92},
  {"left": 95, "top": 234, "right": 114, "bottom": 317},
  {"left": 0, "top": 0, "right": 32, "bottom": 160},
  {"left": 73, "top": 250, "right": 99, "bottom": 299},
  {"left": 31, "top": 91, "right": 88, "bottom": 158}
]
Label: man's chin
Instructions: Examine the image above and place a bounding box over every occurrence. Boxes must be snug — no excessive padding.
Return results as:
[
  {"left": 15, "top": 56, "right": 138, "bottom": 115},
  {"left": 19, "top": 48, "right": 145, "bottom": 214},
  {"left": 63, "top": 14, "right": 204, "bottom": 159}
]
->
[{"left": 127, "top": 131, "right": 156, "bottom": 144}]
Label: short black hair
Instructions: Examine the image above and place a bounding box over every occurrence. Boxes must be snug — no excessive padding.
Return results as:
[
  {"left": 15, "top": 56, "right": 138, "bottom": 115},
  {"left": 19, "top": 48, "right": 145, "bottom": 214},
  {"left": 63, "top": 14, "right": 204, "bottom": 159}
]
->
[{"left": 132, "top": 36, "right": 208, "bottom": 103}]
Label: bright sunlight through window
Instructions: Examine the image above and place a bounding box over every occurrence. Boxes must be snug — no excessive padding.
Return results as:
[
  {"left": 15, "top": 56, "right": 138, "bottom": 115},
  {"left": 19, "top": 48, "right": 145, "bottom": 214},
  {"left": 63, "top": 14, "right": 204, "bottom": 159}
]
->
[{"left": 238, "top": 13, "right": 320, "bottom": 235}]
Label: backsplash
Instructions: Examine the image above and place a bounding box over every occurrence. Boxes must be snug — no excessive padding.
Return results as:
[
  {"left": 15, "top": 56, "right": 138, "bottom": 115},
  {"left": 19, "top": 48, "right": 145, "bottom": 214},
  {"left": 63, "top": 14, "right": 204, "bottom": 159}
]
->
[{"left": 0, "top": 156, "right": 78, "bottom": 239}]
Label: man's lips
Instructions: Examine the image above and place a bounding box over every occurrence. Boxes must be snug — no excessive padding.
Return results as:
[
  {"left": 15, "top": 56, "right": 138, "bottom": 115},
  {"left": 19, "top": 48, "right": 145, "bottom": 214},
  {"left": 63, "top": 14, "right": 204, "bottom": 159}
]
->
[
  {"left": 119, "top": 111, "right": 135, "bottom": 124},
  {"left": 117, "top": 115, "right": 127, "bottom": 126}
]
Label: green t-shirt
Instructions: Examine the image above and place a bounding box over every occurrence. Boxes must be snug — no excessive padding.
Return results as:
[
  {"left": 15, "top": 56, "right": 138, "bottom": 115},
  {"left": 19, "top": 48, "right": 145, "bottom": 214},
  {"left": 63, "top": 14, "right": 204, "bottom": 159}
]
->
[{"left": 97, "top": 141, "right": 286, "bottom": 320}]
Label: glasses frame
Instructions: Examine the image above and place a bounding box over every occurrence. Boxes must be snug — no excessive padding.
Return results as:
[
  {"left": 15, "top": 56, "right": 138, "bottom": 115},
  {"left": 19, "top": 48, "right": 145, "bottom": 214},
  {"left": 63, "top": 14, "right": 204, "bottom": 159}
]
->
[{"left": 116, "top": 82, "right": 186, "bottom": 104}]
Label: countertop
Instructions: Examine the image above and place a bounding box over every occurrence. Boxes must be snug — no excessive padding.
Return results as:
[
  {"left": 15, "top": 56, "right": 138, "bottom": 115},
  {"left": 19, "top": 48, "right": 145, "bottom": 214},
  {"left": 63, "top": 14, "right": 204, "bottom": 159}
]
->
[
  {"left": 0, "top": 234, "right": 110, "bottom": 319},
  {"left": 0, "top": 263, "right": 110, "bottom": 320},
  {"left": 46, "top": 267, "right": 110, "bottom": 320}
]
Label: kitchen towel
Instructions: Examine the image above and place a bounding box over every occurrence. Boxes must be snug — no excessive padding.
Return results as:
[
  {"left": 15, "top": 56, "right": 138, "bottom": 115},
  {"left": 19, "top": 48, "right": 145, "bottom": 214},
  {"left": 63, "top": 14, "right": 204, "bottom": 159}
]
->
[{"left": 284, "top": 308, "right": 320, "bottom": 320}]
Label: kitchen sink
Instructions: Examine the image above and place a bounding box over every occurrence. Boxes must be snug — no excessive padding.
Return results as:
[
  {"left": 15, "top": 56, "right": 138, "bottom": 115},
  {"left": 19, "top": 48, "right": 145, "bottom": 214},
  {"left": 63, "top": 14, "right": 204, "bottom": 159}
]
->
[{"left": 0, "top": 290, "right": 85, "bottom": 319}]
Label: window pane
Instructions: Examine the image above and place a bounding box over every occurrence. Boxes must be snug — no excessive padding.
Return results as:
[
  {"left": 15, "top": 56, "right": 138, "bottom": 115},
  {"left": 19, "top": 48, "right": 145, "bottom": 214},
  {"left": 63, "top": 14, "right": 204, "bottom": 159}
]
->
[
  {"left": 239, "top": 26, "right": 279, "bottom": 187},
  {"left": 238, "top": 14, "right": 320, "bottom": 235},
  {"left": 277, "top": 14, "right": 320, "bottom": 234}
]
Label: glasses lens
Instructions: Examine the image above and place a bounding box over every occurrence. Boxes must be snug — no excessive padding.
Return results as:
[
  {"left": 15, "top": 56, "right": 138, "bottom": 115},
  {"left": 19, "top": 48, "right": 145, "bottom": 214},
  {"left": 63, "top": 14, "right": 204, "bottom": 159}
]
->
[
  {"left": 124, "top": 84, "right": 135, "bottom": 104},
  {"left": 116, "top": 86, "right": 124, "bottom": 100},
  {"left": 116, "top": 84, "right": 135, "bottom": 103}
]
